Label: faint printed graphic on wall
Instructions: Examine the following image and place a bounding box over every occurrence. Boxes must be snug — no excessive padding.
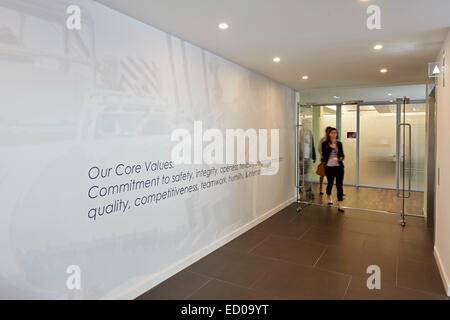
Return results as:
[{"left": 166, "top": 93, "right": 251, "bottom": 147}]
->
[
  {"left": 0, "top": 0, "right": 195, "bottom": 143},
  {"left": 0, "top": 0, "right": 293, "bottom": 299}
]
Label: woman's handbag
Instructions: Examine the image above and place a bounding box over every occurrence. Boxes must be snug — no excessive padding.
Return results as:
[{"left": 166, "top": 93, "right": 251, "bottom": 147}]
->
[{"left": 316, "top": 162, "right": 326, "bottom": 177}]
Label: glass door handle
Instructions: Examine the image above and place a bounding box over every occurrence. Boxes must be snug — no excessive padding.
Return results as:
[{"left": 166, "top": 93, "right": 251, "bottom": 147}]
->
[{"left": 406, "top": 123, "right": 412, "bottom": 198}]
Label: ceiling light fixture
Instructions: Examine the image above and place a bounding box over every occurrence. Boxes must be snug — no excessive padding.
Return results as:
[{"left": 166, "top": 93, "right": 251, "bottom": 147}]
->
[
  {"left": 273, "top": 57, "right": 281, "bottom": 63},
  {"left": 380, "top": 68, "right": 388, "bottom": 73},
  {"left": 388, "top": 93, "right": 392, "bottom": 96},
  {"left": 302, "top": 75, "right": 309, "bottom": 80},
  {"left": 333, "top": 96, "right": 340, "bottom": 99},
  {"left": 218, "top": 23, "right": 228, "bottom": 30},
  {"left": 374, "top": 44, "right": 383, "bottom": 50}
]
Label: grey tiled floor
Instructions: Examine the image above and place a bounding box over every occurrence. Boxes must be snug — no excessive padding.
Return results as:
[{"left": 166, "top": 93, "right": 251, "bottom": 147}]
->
[{"left": 137, "top": 204, "right": 448, "bottom": 300}]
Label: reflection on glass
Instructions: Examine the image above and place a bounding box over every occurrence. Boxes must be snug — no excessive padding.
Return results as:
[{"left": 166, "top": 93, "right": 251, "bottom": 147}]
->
[
  {"left": 400, "top": 103, "right": 426, "bottom": 191},
  {"left": 359, "top": 105, "right": 397, "bottom": 188},
  {"left": 299, "top": 106, "right": 336, "bottom": 184},
  {"left": 298, "top": 102, "right": 426, "bottom": 213},
  {"left": 341, "top": 105, "right": 357, "bottom": 185}
]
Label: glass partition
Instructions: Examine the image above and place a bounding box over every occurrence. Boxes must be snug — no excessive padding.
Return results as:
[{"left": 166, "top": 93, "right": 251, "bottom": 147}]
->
[
  {"left": 340, "top": 105, "right": 357, "bottom": 185},
  {"left": 405, "top": 103, "right": 426, "bottom": 191},
  {"left": 297, "top": 100, "right": 426, "bottom": 217},
  {"left": 359, "top": 104, "right": 397, "bottom": 188}
]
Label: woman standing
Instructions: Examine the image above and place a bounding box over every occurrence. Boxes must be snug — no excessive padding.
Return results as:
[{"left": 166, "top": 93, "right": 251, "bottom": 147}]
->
[
  {"left": 317, "top": 126, "right": 332, "bottom": 195},
  {"left": 321, "top": 128, "right": 345, "bottom": 212}
]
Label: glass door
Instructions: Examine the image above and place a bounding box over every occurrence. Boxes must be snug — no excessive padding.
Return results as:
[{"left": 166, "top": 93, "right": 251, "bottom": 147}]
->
[
  {"left": 296, "top": 99, "right": 426, "bottom": 220},
  {"left": 398, "top": 99, "right": 426, "bottom": 223},
  {"left": 297, "top": 104, "right": 336, "bottom": 207}
]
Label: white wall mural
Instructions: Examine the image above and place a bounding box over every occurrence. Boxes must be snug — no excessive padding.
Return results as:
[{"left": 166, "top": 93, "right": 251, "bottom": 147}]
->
[{"left": 0, "top": 0, "right": 295, "bottom": 299}]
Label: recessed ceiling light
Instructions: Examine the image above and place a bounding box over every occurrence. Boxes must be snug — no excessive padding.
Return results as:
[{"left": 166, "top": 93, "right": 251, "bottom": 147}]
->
[
  {"left": 374, "top": 44, "right": 383, "bottom": 50},
  {"left": 218, "top": 23, "right": 228, "bottom": 30},
  {"left": 380, "top": 68, "right": 388, "bottom": 73},
  {"left": 273, "top": 57, "right": 281, "bottom": 63},
  {"left": 302, "top": 75, "right": 309, "bottom": 80},
  {"left": 333, "top": 96, "right": 340, "bottom": 99},
  {"left": 388, "top": 93, "right": 392, "bottom": 96}
]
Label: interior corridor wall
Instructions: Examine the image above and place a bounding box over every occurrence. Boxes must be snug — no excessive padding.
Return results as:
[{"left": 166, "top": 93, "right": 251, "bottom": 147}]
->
[
  {"left": 0, "top": 0, "right": 295, "bottom": 299},
  {"left": 434, "top": 29, "right": 450, "bottom": 296}
]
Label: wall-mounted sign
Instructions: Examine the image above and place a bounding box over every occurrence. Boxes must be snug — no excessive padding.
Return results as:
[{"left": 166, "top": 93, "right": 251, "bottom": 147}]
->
[
  {"left": 428, "top": 62, "right": 442, "bottom": 78},
  {"left": 347, "top": 132, "right": 357, "bottom": 139}
]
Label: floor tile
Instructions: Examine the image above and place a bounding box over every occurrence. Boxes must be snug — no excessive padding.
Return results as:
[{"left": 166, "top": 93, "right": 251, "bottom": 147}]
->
[
  {"left": 344, "top": 276, "right": 446, "bottom": 300},
  {"left": 315, "top": 245, "right": 398, "bottom": 285},
  {"left": 363, "top": 235, "right": 401, "bottom": 257},
  {"left": 302, "top": 226, "right": 367, "bottom": 249},
  {"left": 308, "top": 184, "right": 424, "bottom": 216},
  {"left": 186, "top": 248, "right": 277, "bottom": 287},
  {"left": 136, "top": 270, "right": 210, "bottom": 300},
  {"left": 250, "top": 235, "right": 326, "bottom": 267},
  {"left": 269, "top": 218, "right": 313, "bottom": 239},
  {"left": 398, "top": 241, "right": 435, "bottom": 264},
  {"left": 222, "top": 229, "right": 269, "bottom": 253},
  {"left": 136, "top": 204, "right": 444, "bottom": 300},
  {"left": 398, "top": 225, "right": 434, "bottom": 247},
  {"left": 252, "top": 260, "right": 351, "bottom": 300},
  {"left": 341, "top": 219, "right": 402, "bottom": 240},
  {"left": 397, "top": 257, "right": 447, "bottom": 296},
  {"left": 187, "top": 279, "right": 277, "bottom": 300}
]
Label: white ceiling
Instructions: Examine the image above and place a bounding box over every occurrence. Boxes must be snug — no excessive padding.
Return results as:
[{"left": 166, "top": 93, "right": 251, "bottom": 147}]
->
[
  {"left": 299, "top": 84, "right": 426, "bottom": 104},
  {"left": 96, "top": 0, "right": 450, "bottom": 90}
]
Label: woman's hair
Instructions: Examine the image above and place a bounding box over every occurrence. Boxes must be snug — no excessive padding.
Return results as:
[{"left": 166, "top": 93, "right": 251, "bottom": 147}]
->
[
  {"left": 326, "top": 127, "right": 338, "bottom": 144},
  {"left": 325, "top": 126, "right": 332, "bottom": 135}
]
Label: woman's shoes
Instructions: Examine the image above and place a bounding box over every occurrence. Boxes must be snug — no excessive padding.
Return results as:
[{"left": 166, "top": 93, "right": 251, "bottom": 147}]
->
[
  {"left": 320, "top": 192, "right": 324, "bottom": 195},
  {"left": 328, "top": 200, "right": 333, "bottom": 205},
  {"left": 338, "top": 207, "right": 345, "bottom": 213}
]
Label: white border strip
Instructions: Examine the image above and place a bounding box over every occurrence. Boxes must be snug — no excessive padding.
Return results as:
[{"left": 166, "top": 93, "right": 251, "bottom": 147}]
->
[
  {"left": 434, "top": 246, "right": 450, "bottom": 296},
  {"left": 106, "top": 196, "right": 296, "bottom": 300}
]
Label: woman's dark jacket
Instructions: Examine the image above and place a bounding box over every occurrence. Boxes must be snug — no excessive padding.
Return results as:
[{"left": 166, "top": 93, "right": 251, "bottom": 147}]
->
[{"left": 321, "top": 140, "right": 345, "bottom": 168}]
